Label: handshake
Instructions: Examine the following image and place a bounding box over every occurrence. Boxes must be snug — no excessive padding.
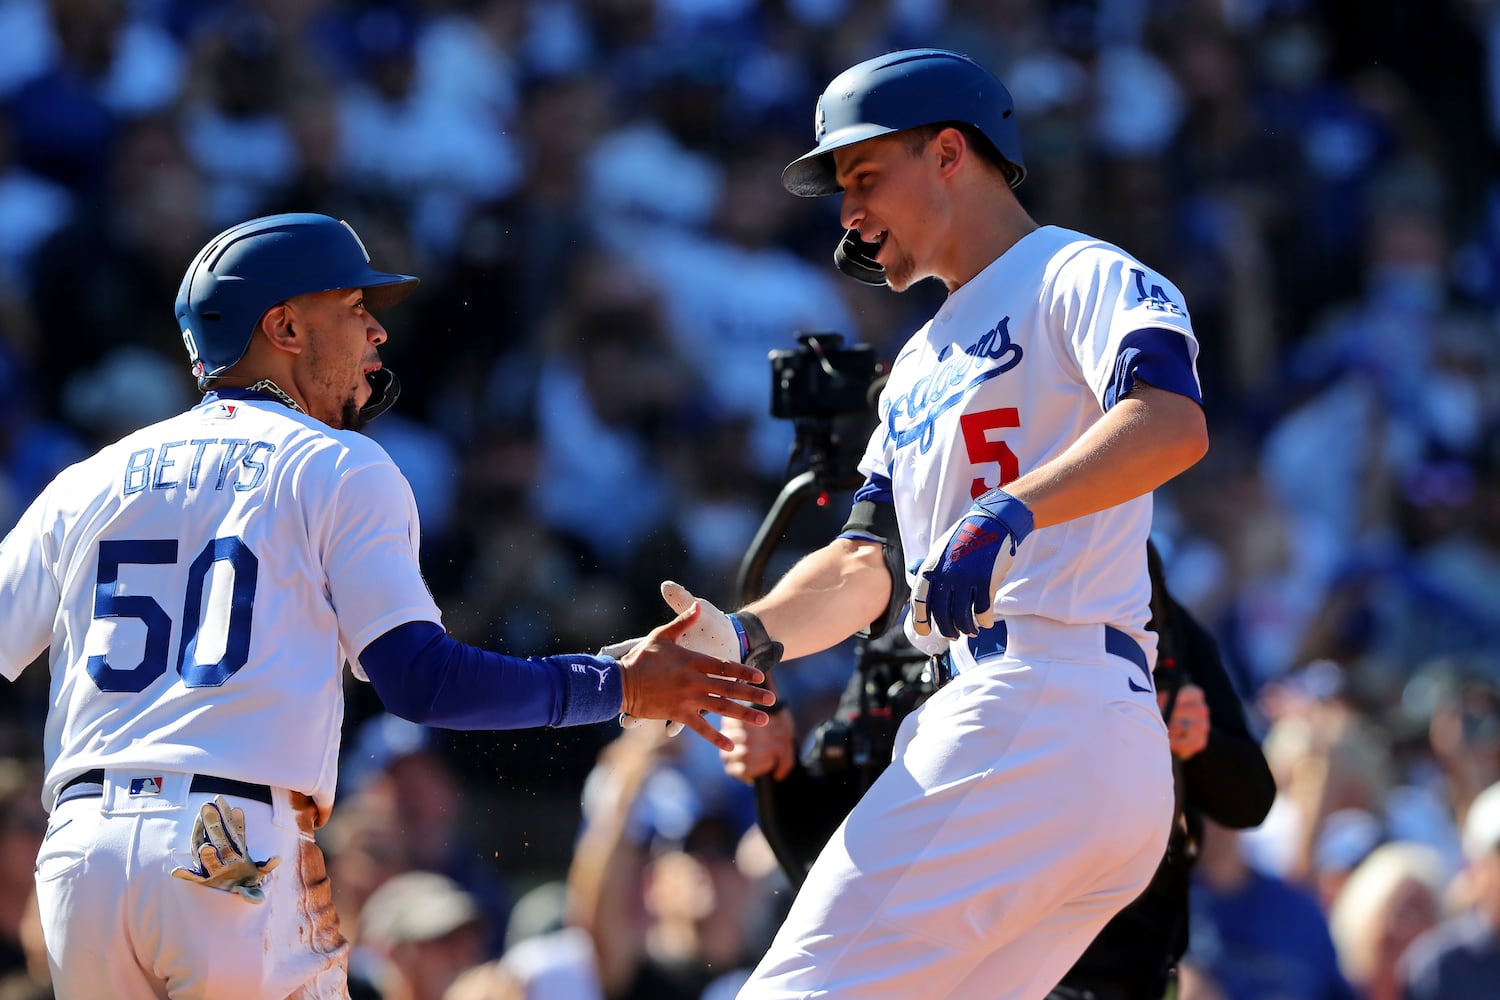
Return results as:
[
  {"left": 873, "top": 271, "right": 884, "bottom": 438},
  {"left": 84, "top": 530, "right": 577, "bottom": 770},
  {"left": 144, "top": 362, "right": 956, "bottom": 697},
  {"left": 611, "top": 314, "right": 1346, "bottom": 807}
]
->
[{"left": 603, "top": 582, "right": 783, "bottom": 741}]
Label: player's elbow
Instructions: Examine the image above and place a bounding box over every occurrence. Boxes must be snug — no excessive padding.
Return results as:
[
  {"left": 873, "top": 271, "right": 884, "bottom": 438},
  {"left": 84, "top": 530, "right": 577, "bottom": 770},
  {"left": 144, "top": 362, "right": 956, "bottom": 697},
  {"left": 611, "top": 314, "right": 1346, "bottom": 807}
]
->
[
  {"left": 1163, "top": 399, "right": 1209, "bottom": 476},
  {"left": 1179, "top": 411, "right": 1210, "bottom": 470}
]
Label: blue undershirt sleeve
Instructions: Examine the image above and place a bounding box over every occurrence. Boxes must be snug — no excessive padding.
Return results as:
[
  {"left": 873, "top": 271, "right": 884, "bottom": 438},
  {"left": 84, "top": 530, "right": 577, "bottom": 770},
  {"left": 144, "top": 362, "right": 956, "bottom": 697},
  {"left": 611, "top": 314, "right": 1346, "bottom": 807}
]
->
[{"left": 359, "top": 621, "right": 624, "bottom": 730}]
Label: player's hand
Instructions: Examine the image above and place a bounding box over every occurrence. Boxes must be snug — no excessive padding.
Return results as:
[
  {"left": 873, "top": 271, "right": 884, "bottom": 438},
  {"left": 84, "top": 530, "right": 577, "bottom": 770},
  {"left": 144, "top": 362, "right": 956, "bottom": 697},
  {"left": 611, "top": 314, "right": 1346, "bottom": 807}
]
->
[
  {"left": 1162, "top": 683, "right": 1210, "bottom": 759},
  {"left": 170, "top": 795, "right": 282, "bottom": 903},
  {"left": 911, "top": 488, "right": 1034, "bottom": 640},
  {"left": 619, "top": 602, "right": 775, "bottom": 752},
  {"left": 720, "top": 703, "right": 796, "bottom": 783},
  {"left": 613, "top": 582, "right": 749, "bottom": 737},
  {"left": 603, "top": 636, "right": 687, "bottom": 738}
]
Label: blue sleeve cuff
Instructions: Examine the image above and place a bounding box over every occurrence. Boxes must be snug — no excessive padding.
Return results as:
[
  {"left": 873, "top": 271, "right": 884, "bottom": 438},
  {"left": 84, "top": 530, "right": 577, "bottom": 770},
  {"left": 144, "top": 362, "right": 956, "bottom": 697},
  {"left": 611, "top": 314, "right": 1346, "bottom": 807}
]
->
[
  {"left": 551, "top": 654, "right": 627, "bottom": 727},
  {"left": 360, "top": 621, "right": 623, "bottom": 730},
  {"left": 1104, "top": 328, "right": 1203, "bottom": 410}
]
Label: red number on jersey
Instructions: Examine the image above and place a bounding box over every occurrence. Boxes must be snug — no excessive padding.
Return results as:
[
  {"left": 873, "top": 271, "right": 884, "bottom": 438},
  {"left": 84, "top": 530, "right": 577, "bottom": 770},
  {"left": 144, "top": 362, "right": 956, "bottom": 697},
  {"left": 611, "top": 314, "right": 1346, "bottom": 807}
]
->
[{"left": 960, "top": 407, "right": 1020, "bottom": 499}]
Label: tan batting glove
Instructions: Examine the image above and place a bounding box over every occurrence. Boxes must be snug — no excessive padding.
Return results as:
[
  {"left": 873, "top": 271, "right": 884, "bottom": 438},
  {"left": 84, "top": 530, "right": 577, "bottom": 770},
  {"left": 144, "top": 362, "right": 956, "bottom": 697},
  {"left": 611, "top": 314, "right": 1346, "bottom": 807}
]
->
[{"left": 170, "top": 795, "right": 282, "bottom": 903}]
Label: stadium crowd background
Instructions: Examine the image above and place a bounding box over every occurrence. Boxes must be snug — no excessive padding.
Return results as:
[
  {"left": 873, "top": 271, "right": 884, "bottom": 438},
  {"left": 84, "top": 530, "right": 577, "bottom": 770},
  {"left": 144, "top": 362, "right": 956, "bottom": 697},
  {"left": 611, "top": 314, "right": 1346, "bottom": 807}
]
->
[{"left": 1, "top": 0, "right": 1500, "bottom": 998}]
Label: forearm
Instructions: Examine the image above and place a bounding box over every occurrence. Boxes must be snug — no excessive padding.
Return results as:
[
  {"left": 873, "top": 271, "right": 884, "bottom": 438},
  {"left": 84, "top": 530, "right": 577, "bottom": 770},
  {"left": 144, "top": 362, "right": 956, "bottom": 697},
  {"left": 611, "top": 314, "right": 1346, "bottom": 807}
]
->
[
  {"left": 742, "top": 537, "right": 891, "bottom": 660},
  {"left": 1003, "top": 385, "right": 1208, "bottom": 529},
  {"left": 359, "top": 621, "right": 622, "bottom": 729}
]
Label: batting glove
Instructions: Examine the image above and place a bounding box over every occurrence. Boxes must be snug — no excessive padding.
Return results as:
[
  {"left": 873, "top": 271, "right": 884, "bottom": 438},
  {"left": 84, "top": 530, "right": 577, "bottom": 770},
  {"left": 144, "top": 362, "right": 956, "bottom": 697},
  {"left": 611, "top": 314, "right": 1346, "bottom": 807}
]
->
[
  {"left": 911, "top": 488, "right": 1034, "bottom": 640},
  {"left": 170, "top": 795, "right": 282, "bottom": 904},
  {"left": 614, "top": 582, "right": 779, "bottom": 735}
]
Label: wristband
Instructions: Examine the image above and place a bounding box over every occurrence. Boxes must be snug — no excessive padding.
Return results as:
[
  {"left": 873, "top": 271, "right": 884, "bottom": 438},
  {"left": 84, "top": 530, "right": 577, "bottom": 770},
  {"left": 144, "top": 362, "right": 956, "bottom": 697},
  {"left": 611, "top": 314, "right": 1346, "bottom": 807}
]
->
[{"left": 731, "top": 611, "right": 784, "bottom": 711}]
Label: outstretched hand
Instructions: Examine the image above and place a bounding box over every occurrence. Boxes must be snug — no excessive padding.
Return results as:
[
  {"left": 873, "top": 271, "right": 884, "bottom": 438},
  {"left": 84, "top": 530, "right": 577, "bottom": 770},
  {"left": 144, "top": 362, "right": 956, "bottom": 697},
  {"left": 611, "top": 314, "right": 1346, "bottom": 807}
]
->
[
  {"left": 612, "top": 581, "right": 750, "bottom": 737},
  {"left": 618, "top": 602, "right": 775, "bottom": 751}
]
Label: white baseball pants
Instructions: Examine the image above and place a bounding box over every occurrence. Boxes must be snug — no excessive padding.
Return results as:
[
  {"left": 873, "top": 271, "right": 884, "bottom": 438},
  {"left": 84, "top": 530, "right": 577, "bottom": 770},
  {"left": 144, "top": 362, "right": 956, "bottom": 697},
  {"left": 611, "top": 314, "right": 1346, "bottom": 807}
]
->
[
  {"left": 739, "top": 618, "right": 1174, "bottom": 999},
  {"left": 34, "top": 770, "right": 347, "bottom": 999}
]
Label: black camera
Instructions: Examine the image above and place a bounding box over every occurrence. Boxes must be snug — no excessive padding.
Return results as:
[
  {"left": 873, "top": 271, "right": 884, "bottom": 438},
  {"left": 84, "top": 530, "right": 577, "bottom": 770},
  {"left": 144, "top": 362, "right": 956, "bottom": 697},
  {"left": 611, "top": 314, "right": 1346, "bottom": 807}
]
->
[
  {"left": 807, "top": 645, "right": 942, "bottom": 789},
  {"left": 769, "top": 332, "right": 883, "bottom": 420}
]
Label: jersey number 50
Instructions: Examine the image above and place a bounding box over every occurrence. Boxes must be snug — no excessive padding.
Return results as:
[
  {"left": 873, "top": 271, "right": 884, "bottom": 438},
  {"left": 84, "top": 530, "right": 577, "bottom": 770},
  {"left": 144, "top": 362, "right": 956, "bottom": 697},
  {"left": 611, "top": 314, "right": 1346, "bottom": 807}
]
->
[{"left": 87, "top": 537, "right": 257, "bottom": 693}]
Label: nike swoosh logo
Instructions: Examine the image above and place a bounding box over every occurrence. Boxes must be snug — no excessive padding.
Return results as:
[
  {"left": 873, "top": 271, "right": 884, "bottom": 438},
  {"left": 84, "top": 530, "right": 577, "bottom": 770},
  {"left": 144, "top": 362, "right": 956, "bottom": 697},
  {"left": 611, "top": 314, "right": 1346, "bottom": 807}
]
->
[
  {"left": 1128, "top": 678, "right": 1151, "bottom": 693},
  {"left": 44, "top": 819, "right": 73, "bottom": 841}
]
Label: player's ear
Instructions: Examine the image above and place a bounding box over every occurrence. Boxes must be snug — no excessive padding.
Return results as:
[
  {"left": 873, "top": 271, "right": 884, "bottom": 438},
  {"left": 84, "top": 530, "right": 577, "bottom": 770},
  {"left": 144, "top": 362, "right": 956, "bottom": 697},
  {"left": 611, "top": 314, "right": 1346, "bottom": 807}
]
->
[
  {"left": 934, "top": 127, "right": 967, "bottom": 177},
  {"left": 258, "top": 303, "right": 302, "bottom": 355}
]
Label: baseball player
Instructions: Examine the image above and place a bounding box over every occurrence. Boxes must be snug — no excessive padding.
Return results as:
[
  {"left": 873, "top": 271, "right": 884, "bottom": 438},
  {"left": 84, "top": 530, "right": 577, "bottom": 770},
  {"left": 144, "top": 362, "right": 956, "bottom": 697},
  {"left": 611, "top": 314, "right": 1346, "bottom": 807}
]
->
[
  {"left": 631, "top": 50, "right": 1210, "bottom": 998},
  {"left": 0, "top": 212, "right": 774, "bottom": 1000}
]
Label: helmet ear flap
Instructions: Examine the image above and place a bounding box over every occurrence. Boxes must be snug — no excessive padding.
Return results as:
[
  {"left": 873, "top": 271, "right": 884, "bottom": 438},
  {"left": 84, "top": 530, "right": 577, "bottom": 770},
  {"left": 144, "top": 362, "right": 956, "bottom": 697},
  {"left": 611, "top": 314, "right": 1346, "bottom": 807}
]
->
[{"left": 834, "top": 229, "right": 886, "bottom": 286}]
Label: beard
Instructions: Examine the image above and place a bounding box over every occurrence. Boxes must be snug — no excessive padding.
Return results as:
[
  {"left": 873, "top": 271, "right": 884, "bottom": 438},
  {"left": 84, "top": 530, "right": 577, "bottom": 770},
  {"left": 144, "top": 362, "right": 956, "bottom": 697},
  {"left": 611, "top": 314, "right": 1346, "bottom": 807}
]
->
[
  {"left": 339, "top": 397, "right": 368, "bottom": 433},
  {"left": 882, "top": 252, "right": 917, "bottom": 292}
]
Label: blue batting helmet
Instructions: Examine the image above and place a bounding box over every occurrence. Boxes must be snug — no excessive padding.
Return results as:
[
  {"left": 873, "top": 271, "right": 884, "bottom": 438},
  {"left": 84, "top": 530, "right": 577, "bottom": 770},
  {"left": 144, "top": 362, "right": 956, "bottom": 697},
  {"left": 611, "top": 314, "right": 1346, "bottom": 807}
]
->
[
  {"left": 782, "top": 48, "right": 1025, "bottom": 197},
  {"left": 175, "top": 213, "right": 419, "bottom": 382}
]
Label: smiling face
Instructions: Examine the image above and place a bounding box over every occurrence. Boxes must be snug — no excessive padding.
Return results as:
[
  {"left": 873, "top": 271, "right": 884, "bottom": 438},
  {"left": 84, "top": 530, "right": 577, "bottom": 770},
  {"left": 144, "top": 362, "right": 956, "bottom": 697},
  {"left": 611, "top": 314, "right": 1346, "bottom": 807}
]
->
[
  {"left": 282, "top": 287, "right": 388, "bottom": 430},
  {"left": 832, "top": 129, "right": 954, "bottom": 292}
]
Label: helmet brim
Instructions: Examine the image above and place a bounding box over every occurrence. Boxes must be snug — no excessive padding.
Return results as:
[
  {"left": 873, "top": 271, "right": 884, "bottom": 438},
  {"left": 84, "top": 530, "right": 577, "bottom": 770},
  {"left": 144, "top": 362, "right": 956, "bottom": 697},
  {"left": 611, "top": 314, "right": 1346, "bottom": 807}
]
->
[
  {"left": 781, "top": 123, "right": 899, "bottom": 197},
  {"left": 363, "top": 273, "right": 420, "bottom": 312}
]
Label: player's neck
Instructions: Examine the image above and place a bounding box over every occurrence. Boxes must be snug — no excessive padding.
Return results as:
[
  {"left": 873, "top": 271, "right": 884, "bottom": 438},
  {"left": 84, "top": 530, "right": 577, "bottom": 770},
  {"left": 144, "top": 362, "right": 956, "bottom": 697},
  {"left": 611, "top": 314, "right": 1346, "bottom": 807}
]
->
[
  {"left": 206, "top": 376, "right": 307, "bottom": 414},
  {"left": 245, "top": 379, "right": 306, "bottom": 413},
  {"left": 943, "top": 215, "right": 1040, "bottom": 292}
]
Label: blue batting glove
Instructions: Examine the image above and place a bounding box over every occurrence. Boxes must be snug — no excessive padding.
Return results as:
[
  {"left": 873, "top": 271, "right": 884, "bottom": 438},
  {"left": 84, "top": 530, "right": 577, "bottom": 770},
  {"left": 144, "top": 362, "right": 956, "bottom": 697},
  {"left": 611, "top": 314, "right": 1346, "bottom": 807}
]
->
[{"left": 911, "top": 489, "right": 1034, "bottom": 640}]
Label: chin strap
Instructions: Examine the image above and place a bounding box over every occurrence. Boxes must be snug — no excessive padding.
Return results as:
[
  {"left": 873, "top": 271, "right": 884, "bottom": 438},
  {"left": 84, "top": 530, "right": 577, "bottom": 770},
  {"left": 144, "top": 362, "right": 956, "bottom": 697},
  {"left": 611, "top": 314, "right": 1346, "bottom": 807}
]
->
[
  {"left": 834, "top": 229, "right": 887, "bottom": 286},
  {"left": 359, "top": 368, "right": 401, "bottom": 422}
]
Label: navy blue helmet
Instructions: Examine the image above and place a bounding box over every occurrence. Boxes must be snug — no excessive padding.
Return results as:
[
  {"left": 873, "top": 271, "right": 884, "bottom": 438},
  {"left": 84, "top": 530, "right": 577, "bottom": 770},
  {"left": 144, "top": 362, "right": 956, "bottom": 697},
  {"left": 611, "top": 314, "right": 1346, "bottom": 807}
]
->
[
  {"left": 782, "top": 48, "right": 1025, "bottom": 197},
  {"left": 175, "top": 213, "right": 419, "bottom": 384}
]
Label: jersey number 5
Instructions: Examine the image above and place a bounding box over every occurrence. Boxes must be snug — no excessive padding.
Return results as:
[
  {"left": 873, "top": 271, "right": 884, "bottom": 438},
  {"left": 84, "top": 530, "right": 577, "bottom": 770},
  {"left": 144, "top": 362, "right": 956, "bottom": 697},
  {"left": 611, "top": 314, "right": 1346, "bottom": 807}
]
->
[
  {"left": 960, "top": 407, "right": 1021, "bottom": 499},
  {"left": 87, "top": 537, "right": 258, "bottom": 693}
]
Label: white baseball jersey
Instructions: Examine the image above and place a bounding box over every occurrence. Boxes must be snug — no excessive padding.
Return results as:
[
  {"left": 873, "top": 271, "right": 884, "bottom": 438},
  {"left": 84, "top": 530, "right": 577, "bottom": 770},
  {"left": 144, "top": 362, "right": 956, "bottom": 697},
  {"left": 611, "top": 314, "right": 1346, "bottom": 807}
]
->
[
  {"left": 856, "top": 226, "right": 1202, "bottom": 659},
  {"left": 741, "top": 226, "right": 1196, "bottom": 998},
  {"left": 0, "top": 394, "right": 442, "bottom": 816}
]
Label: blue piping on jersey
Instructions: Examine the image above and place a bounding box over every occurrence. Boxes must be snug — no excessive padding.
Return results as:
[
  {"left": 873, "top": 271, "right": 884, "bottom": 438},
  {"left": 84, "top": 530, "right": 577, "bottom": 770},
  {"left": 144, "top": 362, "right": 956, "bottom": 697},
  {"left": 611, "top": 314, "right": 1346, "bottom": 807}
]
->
[
  {"left": 1104, "top": 328, "right": 1202, "bottom": 410},
  {"left": 360, "top": 621, "right": 623, "bottom": 729}
]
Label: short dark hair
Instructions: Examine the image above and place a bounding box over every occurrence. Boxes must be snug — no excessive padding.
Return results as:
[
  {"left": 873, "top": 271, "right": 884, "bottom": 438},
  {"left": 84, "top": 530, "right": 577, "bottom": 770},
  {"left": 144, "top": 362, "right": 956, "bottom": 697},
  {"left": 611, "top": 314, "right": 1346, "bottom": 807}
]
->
[{"left": 899, "top": 123, "right": 1021, "bottom": 186}]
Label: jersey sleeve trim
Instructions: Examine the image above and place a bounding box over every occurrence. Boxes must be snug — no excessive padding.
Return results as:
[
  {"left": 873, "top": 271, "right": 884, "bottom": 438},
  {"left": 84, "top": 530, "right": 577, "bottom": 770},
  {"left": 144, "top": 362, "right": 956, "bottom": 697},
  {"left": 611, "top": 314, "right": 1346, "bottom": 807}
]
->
[{"left": 1103, "top": 327, "right": 1203, "bottom": 410}]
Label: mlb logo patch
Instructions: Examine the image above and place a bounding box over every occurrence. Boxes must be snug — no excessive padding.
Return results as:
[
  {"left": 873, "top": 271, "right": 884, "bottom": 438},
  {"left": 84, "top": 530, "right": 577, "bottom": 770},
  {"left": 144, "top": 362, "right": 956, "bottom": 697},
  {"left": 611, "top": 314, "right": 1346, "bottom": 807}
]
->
[
  {"left": 129, "top": 776, "right": 164, "bottom": 796},
  {"left": 211, "top": 402, "right": 239, "bottom": 419}
]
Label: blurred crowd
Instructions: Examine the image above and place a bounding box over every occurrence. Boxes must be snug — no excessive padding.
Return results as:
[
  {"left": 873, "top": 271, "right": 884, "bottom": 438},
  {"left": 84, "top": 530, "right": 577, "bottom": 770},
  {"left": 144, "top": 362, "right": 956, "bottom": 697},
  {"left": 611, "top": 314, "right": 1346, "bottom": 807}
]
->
[{"left": 2, "top": 0, "right": 1500, "bottom": 998}]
